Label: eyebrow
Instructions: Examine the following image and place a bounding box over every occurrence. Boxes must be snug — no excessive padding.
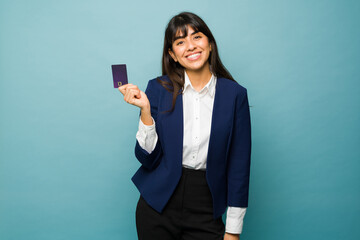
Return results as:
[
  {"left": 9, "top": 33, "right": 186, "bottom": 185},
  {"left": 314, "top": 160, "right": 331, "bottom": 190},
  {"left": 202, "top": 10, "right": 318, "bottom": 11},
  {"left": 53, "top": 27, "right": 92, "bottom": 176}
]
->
[{"left": 173, "top": 30, "right": 200, "bottom": 42}]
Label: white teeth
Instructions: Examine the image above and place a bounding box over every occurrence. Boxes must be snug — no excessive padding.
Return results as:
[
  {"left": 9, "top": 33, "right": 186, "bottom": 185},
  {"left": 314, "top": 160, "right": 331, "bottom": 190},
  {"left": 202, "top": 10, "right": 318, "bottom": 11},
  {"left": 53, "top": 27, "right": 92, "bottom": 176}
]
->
[{"left": 187, "top": 53, "right": 200, "bottom": 59}]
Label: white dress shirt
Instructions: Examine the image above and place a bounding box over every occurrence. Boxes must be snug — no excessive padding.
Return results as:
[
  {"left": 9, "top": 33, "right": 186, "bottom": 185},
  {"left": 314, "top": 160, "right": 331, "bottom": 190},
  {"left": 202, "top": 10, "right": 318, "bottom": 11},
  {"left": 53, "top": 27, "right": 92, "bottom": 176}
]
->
[{"left": 135, "top": 70, "right": 247, "bottom": 234}]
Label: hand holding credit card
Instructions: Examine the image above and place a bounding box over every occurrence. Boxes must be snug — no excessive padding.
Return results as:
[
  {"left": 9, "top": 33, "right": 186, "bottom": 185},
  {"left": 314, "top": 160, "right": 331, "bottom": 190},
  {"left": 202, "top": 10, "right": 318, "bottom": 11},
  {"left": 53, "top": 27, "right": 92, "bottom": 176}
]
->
[{"left": 114, "top": 64, "right": 151, "bottom": 115}]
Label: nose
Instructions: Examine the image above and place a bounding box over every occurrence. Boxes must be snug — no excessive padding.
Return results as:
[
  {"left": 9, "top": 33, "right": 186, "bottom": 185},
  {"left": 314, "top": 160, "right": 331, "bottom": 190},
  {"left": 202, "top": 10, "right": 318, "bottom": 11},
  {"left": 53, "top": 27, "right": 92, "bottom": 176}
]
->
[{"left": 186, "top": 38, "right": 196, "bottom": 51}]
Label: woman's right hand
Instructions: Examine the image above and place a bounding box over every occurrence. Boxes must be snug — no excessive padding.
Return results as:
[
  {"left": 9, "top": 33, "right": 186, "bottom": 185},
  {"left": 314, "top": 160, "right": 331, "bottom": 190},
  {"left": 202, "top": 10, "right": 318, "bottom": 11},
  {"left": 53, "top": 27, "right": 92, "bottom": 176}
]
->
[
  {"left": 118, "top": 84, "right": 150, "bottom": 111},
  {"left": 118, "top": 84, "right": 153, "bottom": 126}
]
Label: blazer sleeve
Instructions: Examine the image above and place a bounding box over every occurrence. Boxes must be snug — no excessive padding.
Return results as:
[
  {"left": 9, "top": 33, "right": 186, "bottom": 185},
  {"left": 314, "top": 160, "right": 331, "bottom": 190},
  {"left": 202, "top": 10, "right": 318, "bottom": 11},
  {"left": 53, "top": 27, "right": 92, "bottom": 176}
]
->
[
  {"left": 227, "top": 89, "right": 252, "bottom": 207},
  {"left": 134, "top": 79, "right": 163, "bottom": 170}
]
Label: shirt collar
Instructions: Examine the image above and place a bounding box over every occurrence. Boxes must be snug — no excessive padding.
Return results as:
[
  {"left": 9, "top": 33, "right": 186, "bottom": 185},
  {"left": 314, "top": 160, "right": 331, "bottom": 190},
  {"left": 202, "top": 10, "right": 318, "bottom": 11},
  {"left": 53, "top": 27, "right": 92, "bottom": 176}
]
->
[{"left": 183, "top": 69, "right": 216, "bottom": 97}]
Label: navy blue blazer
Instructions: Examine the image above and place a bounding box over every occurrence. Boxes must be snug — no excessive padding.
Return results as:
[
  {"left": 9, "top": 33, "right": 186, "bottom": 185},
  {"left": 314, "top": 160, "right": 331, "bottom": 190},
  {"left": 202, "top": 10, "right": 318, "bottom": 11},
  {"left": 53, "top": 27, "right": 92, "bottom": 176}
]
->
[{"left": 131, "top": 75, "right": 251, "bottom": 219}]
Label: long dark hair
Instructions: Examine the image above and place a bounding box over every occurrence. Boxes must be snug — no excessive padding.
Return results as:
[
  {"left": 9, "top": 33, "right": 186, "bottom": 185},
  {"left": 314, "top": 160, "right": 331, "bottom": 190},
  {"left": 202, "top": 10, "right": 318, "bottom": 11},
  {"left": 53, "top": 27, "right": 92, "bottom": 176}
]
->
[{"left": 157, "top": 11, "right": 236, "bottom": 112}]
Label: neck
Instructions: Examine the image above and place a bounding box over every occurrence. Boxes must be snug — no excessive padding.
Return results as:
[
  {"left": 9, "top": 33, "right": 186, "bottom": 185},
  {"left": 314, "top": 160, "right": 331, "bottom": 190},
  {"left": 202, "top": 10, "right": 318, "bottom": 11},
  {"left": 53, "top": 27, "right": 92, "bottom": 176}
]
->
[{"left": 185, "top": 62, "right": 212, "bottom": 91}]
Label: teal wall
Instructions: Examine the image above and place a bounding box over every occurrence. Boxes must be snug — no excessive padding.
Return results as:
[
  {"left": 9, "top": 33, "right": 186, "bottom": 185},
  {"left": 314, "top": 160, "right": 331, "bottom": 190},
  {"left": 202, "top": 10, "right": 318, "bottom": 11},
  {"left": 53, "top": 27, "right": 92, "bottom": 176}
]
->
[{"left": 1, "top": 0, "right": 359, "bottom": 239}]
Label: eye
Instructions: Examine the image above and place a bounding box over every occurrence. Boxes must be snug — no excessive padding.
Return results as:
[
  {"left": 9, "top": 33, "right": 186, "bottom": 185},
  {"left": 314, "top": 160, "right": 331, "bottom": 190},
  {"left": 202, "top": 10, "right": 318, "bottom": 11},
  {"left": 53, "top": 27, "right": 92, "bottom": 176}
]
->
[
  {"left": 176, "top": 41, "right": 184, "bottom": 46},
  {"left": 194, "top": 35, "right": 201, "bottom": 39}
]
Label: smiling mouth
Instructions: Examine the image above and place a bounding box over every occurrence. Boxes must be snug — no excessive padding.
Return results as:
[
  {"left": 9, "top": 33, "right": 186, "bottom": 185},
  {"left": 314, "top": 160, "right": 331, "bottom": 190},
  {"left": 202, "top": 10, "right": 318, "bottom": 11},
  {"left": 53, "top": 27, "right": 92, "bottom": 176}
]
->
[{"left": 186, "top": 52, "right": 201, "bottom": 60}]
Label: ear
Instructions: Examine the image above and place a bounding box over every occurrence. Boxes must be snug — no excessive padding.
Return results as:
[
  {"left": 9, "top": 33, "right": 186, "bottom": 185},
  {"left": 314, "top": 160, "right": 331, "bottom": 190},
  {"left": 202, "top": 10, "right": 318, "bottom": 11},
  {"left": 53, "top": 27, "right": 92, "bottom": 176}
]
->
[
  {"left": 210, "top": 44, "right": 212, "bottom": 52},
  {"left": 168, "top": 49, "right": 178, "bottom": 62}
]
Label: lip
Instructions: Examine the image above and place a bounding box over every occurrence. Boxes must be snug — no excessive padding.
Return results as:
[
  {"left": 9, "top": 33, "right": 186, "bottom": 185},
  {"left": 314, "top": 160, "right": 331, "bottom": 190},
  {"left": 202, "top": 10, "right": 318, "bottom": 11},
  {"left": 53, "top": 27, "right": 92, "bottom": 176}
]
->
[{"left": 185, "top": 51, "right": 202, "bottom": 58}]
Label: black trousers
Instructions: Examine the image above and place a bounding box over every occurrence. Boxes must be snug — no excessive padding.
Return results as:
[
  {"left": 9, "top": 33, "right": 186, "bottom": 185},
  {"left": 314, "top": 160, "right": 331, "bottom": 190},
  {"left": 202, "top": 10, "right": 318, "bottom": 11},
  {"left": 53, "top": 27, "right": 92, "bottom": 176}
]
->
[{"left": 136, "top": 166, "right": 225, "bottom": 240}]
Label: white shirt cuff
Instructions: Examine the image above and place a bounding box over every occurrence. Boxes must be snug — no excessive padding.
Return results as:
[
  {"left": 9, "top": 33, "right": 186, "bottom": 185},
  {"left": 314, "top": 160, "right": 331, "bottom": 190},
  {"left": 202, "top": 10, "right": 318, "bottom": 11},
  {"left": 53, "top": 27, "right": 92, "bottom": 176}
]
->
[
  {"left": 135, "top": 116, "right": 158, "bottom": 154},
  {"left": 225, "top": 206, "right": 247, "bottom": 234}
]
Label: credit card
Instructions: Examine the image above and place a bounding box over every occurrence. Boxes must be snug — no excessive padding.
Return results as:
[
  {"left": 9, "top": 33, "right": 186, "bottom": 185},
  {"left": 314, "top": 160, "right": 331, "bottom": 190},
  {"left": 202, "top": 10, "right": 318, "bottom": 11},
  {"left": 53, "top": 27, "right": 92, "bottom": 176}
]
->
[{"left": 112, "top": 64, "right": 128, "bottom": 88}]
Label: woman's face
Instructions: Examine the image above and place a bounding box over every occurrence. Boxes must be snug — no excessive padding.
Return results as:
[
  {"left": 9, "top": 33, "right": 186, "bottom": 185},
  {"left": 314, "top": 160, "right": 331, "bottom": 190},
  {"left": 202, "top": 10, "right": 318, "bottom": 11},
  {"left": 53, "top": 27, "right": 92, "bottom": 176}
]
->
[{"left": 168, "top": 25, "right": 212, "bottom": 72}]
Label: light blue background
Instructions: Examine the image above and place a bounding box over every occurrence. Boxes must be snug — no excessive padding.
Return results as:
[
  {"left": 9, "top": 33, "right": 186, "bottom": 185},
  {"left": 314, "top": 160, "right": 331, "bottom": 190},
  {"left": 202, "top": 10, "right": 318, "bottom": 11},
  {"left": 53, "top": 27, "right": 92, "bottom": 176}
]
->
[{"left": 1, "top": 0, "right": 359, "bottom": 239}]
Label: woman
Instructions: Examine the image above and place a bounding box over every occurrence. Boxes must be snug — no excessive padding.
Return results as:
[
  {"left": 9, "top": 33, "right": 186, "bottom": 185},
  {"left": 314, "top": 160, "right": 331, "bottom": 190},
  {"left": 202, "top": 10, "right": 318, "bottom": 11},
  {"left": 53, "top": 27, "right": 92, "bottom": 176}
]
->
[{"left": 119, "top": 12, "right": 251, "bottom": 240}]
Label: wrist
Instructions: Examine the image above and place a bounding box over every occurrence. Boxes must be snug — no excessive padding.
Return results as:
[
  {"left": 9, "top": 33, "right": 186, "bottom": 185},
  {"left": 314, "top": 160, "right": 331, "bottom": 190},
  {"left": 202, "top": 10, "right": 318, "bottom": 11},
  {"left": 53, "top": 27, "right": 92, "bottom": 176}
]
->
[
  {"left": 140, "top": 106, "right": 153, "bottom": 126},
  {"left": 140, "top": 104, "right": 150, "bottom": 114}
]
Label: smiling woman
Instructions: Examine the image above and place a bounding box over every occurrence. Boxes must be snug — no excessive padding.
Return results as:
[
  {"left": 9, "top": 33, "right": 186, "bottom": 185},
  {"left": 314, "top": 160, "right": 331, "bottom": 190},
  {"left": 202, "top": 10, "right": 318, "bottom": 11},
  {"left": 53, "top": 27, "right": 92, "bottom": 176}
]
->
[
  {"left": 157, "top": 12, "right": 236, "bottom": 113},
  {"left": 168, "top": 27, "right": 212, "bottom": 74},
  {"left": 118, "top": 11, "right": 251, "bottom": 240}
]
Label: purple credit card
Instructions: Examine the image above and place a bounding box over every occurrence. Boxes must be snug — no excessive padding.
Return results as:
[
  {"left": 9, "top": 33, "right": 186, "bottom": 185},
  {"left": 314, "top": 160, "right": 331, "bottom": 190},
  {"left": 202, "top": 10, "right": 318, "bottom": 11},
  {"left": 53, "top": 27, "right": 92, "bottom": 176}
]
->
[{"left": 112, "top": 64, "right": 128, "bottom": 88}]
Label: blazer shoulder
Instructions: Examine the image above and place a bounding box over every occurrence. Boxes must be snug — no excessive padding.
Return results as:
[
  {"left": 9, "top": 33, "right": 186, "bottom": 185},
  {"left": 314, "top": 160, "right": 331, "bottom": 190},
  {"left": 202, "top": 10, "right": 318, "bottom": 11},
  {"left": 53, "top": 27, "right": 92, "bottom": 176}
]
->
[
  {"left": 218, "top": 77, "right": 248, "bottom": 96},
  {"left": 146, "top": 75, "right": 170, "bottom": 91}
]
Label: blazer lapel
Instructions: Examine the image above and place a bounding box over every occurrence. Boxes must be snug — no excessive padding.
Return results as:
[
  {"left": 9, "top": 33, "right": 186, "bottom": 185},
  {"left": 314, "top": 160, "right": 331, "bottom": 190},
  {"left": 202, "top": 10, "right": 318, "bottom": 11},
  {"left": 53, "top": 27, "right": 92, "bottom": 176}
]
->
[
  {"left": 207, "top": 77, "right": 221, "bottom": 168},
  {"left": 161, "top": 90, "right": 184, "bottom": 169},
  {"left": 207, "top": 77, "right": 232, "bottom": 168}
]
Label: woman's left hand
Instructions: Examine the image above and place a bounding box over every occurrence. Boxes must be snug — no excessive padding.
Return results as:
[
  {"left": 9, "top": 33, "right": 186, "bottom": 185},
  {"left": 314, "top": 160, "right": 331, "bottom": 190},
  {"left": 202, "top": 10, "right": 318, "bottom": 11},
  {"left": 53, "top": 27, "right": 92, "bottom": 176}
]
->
[{"left": 224, "top": 232, "right": 240, "bottom": 240}]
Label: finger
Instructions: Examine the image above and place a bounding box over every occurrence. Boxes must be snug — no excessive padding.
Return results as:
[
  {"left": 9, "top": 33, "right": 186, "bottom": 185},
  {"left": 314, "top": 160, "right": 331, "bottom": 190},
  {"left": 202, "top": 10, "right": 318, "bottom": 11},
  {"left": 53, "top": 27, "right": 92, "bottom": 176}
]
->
[
  {"left": 125, "top": 88, "right": 141, "bottom": 99},
  {"left": 124, "top": 85, "right": 139, "bottom": 90},
  {"left": 123, "top": 88, "right": 130, "bottom": 102},
  {"left": 118, "top": 84, "right": 129, "bottom": 95},
  {"left": 118, "top": 83, "right": 137, "bottom": 94},
  {"left": 133, "top": 89, "right": 141, "bottom": 99},
  {"left": 124, "top": 88, "right": 136, "bottom": 104},
  {"left": 128, "top": 89, "right": 141, "bottom": 102},
  {"left": 125, "top": 89, "right": 141, "bottom": 105},
  {"left": 119, "top": 83, "right": 130, "bottom": 89},
  {"left": 121, "top": 85, "right": 137, "bottom": 93},
  {"left": 124, "top": 92, "right": 136, "bottom": 105}
]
